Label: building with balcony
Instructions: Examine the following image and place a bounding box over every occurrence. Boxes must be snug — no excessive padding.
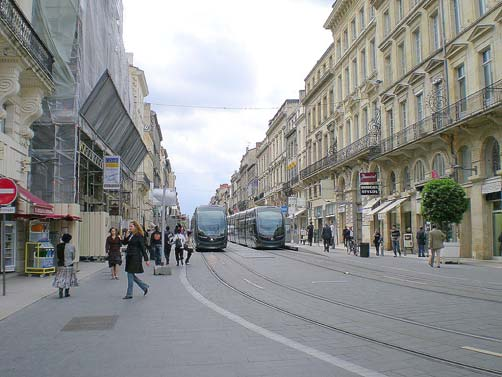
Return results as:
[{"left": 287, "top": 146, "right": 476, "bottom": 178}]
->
[{"left": 368, "top": 0, "right": 502, "bottom": 259}]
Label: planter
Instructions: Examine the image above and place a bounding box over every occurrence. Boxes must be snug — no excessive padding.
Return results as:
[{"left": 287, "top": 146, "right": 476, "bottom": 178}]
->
[{"left": 442, "top": 241, "right": 460, "bottom": 264}]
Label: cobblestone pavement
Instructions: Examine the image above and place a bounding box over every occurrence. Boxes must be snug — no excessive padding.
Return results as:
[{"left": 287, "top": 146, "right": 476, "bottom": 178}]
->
[{"left": 0, "top": 244, "right": 501, "bottom": 377}]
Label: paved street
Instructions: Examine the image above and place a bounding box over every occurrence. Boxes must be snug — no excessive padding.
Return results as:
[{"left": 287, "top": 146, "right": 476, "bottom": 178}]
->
[{"left": 1, "top": 244, "right": 501, "bottom": 377}]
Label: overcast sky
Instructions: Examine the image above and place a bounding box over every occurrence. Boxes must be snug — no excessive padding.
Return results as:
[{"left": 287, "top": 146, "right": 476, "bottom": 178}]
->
[{"left": 122, "top": 0, "right": 334, "bottom": 216}]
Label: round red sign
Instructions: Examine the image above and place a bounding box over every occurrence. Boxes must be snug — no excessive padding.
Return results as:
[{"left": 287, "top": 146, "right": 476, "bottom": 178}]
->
[{"left": 0, "top": 178, "right": 17, "bottom": 206}]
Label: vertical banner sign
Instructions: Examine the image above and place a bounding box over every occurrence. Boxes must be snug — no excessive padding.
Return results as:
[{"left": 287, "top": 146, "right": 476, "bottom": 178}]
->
[{"left": 103, "top": 156, "right": 121, "bottom": 190}]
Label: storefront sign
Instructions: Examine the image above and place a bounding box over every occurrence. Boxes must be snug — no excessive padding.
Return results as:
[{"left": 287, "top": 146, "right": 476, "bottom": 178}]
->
[
  {"left": 338, "top": 204, "right": 345, "bottom": 213},
  {"left": 360, "top": 184, "right": 380, "bottom": 195},
  {"left": 103, "top": 156, "right": 121, "bottom": 190},
  {"left": 360, "top": 172, "right": 377, "bottom": 183},
  {"left": 404, "top": 233, "right": 413, "bottom": 249},
  {"left": 0, "top": 206, "right": 15, "bottom": 214},
  {"left": 79, "top": 142, "right": 103, "bottom": 169}
]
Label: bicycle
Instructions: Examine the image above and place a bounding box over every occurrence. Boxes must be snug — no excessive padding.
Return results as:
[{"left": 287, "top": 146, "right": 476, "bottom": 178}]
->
[{"left": 346, "top": 238, "right": 359, "bottom": 256}]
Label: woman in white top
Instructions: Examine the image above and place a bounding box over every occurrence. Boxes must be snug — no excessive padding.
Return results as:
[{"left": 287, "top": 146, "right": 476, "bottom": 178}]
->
[{"left": 173, "top": 230, "right": 186, "bottom": 266}]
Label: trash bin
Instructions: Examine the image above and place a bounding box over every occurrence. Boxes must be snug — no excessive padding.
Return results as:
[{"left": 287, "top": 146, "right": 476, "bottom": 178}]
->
[{"left": 359, "top": 242, "right": 369, "bottom": 257}]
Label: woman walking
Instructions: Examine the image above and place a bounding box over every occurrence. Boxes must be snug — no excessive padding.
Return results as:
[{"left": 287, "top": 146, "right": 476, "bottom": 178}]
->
[
  {"left": 122, "top": 221, "right": 150, "bottom": 299},
  {"left": 173, "top": 229, "right": 186, "bottom": 266},
  {"left": 106, "top": 227, "right": 122, "bottom": 279},
  {"left": 53, "top": 233, "right": 78, "bottom": 298},
  {"left": 373, "top": 231, "right": 382, "bottom": 256},
  {"left": 185, "top": 230, "right": 194, "bottom": 265}
]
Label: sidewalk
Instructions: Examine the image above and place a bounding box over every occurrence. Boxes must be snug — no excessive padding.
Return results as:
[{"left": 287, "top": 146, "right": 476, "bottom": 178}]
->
[{"left": 0, "top": 261, "right": 107, "bottom": 321}]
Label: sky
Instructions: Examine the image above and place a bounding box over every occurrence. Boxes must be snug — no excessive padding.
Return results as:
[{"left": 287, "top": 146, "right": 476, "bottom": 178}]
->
[{"left": 122, "top": 0, "right": 334, "bottom": 216}]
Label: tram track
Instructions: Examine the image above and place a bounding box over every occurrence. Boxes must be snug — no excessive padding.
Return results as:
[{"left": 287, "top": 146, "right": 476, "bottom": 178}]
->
[
  {"left": 221, "top": 250, "right": 502, "bottom": 343},
  {"left": 199, "top": 252, "right": 502, "bottom": 377},
  {"left": 263, "top": 248, "right": 502, "bottom": 304}
]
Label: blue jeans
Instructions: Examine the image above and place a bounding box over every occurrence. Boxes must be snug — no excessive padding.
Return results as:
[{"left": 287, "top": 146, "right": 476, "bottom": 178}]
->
[
  {"left": 127, "top": 272, "right": 148, "bottom": 296},
  {"left": 152, "top": 244, "right": 162, "bottom": 265},
  {"left": 392, "top": 240, "right": 401, "bottom": 256},
  {"left": 418, "top": 244, "right": 425, "bottom": 257}
]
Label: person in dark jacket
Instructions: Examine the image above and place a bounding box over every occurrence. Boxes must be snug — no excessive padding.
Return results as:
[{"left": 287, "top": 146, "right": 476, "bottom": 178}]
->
[
  {"left": 307, "top": 222, "right": 314, "bottom": 246},
  {"left": 321, "top": 223, "right": 332, "bottom": 252},
  {"left": 342, "top": 227, "right": 349, "bottom": 247},
  {"left": 164, "top": 226, "right": 174, "bottom": 265},
  {"left": 53, "top": 233, "right": 78, "bottom": 298},
  {"left": 150, "top": 226, "right": 162, "bottom": 266},
  {"left": 105, "top": 227, "right": 122, "bottom": 279},
  {"left": 391, "top": 225, "right": 401, "bottom": 257},
  {"left": 122, "top": 221, "right": 150, "bottom": 299},
  {"left": 373, "top": 231, "right": 382, "bottom": 256},
  {"left": 416, "top": 226, "right": 426, "bottom": 257}
]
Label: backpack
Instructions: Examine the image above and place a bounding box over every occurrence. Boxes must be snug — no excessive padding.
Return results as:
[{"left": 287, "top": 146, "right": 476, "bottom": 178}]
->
[{"left": 175, "top": 237, "right": 182, "bottom": 249}]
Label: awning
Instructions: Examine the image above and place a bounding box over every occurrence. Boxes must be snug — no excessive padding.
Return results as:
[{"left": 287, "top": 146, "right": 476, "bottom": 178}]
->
[
  {"left": 44, "top": 214, "right": 81, "bottom": 221},
  {"left": 362, "top": 198, "right": 380, "bottom": 214},
  {"left": 289, "top": 208, "right": 307, "bottom": 218},
  {"left": 377, "top": 197, "right": 409, "bottom": 215},
  {"left": 17, "top": 185, "right": 53, "bottom": 215},
  {"left": 367, "top": 200, "right": 394, "bottom": 216}
]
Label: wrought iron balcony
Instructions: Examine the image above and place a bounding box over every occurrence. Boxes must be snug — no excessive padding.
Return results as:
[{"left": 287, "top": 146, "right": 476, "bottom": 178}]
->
[
  {"left": 289, "top": 175, "right": 299, "bottom": 187},
  {"left": 379, "top": 81, "right": 502, "bottom": 156},
  {"left": 0, "top": 0, "right": 54, "bottom": 76}
]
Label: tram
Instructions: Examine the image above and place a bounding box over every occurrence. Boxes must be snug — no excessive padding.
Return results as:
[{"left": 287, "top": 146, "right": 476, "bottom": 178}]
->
[
  {"left": 191, "top": 205, "right": 227, "bottom": 250},
  {"left": 228, "top": 206, "right": 285, "bottom": 249}
]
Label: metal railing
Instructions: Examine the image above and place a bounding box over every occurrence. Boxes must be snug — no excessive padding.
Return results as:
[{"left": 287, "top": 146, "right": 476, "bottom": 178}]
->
[
  {"left": 0, "top": 0, "right": 53, "bottom": 76},
  {"left": 380, "top": 81, "right": 502, "bottom": 155}
]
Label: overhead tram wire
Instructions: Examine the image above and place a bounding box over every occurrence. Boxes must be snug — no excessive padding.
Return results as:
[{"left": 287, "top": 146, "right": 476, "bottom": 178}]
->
[{"left": 151, "top": 103, "right": 279, "bottom": 111}]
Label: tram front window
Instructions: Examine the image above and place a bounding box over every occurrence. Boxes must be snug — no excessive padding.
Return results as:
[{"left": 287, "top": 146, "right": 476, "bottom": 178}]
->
[
  {"left": 257, "top": 211, "right": 284, "bottom": 237},
  {"left": 198, "top": 211, "right": 226, "bottom": 236}
]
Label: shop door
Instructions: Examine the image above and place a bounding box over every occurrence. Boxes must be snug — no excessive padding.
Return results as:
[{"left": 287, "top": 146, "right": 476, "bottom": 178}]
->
[{"left": 493, "top": 212, "right": 502, "bottom": 258}]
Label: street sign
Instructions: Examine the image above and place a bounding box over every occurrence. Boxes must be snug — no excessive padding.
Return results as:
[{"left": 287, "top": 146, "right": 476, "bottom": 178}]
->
[
  {"left": 0, "top": 206, "right": 15, "bottom": 214},
  {"left": 280, "top": 205, "right": 288, "bottom": 215},
  {"left": 0, "top": 178, "right": 17, "bottom": 206},
  {"left": 360, "top": 172, "right": 377, "bottom": 183},
  {"left": 103, "top": 156, "right": 121, "bottom": 190},
  {"left": 360, "top": 184, "right": 380, "bottom": 195}
]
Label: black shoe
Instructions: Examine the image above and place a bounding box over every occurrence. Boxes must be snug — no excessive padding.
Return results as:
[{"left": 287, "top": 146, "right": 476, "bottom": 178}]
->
[
  {"left": 144, "top": 287, "right": 149, "bottom": 296},
  {"left": 176, "top": 263, "right": 179, "bottom": 266},
  {"left": 122, "top": 295, "right": 133, "bottom": 299},
  {"left": 64, "top": 289, "right": 70, "bottom": 297},
  {"left": 59, "top": 289, "right": 63, "bottom": 299}
]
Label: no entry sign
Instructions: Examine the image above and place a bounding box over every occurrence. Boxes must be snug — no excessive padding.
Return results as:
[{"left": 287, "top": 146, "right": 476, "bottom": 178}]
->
[{"left": 0, "top": 178, "right": 17, "bottom": 206}]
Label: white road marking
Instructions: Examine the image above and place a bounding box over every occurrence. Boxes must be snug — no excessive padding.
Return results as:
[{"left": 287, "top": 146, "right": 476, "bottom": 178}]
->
[
  {"left": 462, "top": 346, "right": 502, "bottom": 357},
  {"left": 243, "top": 278, "right": 264, "bottom": 289},
  {"left": 180, "top": 271, "right": 389, "bottom": 377},
  {"left": 383, "top": 275, "right": 427, "bottom": 285},
  {"left": 312, "top": 280, "right": 349, "bottom": 284}
]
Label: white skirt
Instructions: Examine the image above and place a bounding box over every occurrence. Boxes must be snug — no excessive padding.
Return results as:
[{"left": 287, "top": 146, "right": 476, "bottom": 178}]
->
[{"left": 52, "top": 266, "right": 78, "bottom": 289}]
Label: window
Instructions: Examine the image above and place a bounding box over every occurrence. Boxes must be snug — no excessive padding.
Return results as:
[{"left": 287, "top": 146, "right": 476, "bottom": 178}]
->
[
  {"left": 389, "top": 171, "right": 397, "bottom": 194},
  {"left": 384, "top": 54, "right": 392, "bottom": 84},
  {"left": 397, "top": 0, "right": 404, "bottom": 20},
  {"left": 386, "top": 108, "right": 394, "bottom": 138},
  {"left": 398, "top": 42, "right": 406, "bottom": 76},
  {"left": 370, "top": 5, "right": 375, "bottom": 20},
  {"left": 343, "top": 29, "right": 349, "bottom": 51},
  {"left": 362, "top": 107, "right": 369, "bottom": 135},
  {"left": 338, "top": 75, "right": 343, "bottom": 101},
  {"left": 361, "top": 49, "right": 367, "bottom": 80},
  {"left": 459, "top": 146, "right": 472, "bottom": 183},
  {"left": 351, "top": 19, "right": 357, "bottom": 41},
  {"left": 457, "top": 64, "right": 467, "bottom": 113},
  {"left": 336, "top": 38, "right": 341, "bottom": 61},
  {"left": 403, "top": 167, "right": 411, "bottom": 190},
  {"left": 329, "top": 89, "right": 334, "bottom": 114},
  {"left": 346, "top": 120, "right": 352, "bottom": 145},
  {"left": 352, "top": 58, "right": 358, "bottom": 90},
  {"left": 479, "top": 0, "right": 487, "bottom": 16},
  {"left": 453, "top": 0, "right": 461, "bottom": 34},
  {"left": 413, "top": 28, "right": 422, "bottom": 64},
  {"left": 482, "top": 48, "right": 493, "bottom": 87},
  {"left": 384, "top": 10, "right": 391, "bottom": 36},
  {"left": 416, "top": 92, "right": 424, "bottom": 122},
  {"left": 359, "top": 7, "right": 365, "bottom": 30},
  {"left": 400, "top": 101, "right": 407, "bottom": 130},
  {"left": 370, "top": 38, "right": 377, "bottom": 71},
  {"left": 345, "top": 67, "right": 350, "bottom": 95},
  {"left": 414, "top": 160, "right": 425, "bottom": 182},
  {"left": 432, "top": 154, "right": 446, "bottom": 177},
  {"left": 485, "top": 138, "right": 501, "bottom": 177},
  {"left": 354, "top": 114, "right": 360, "bottom": 140},
  {"left": 431, "top": 12, "right": 441, "bottom": 50},
  {"left": 323, "top": 96, "right": 328, "bottom": 119}
]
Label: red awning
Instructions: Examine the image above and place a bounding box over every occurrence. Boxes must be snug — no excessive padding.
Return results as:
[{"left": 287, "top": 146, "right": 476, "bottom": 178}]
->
[
  {"left": 44, "top": 214, "right": 81, "bottom": 221},
  {"left": 17, "top": 185, "right": 53, "bottom": 214}
]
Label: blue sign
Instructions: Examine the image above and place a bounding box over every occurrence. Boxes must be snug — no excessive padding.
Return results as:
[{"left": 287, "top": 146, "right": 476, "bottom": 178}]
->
[{"left": 280, "top": 205, "right": 288, "bottom": 214}]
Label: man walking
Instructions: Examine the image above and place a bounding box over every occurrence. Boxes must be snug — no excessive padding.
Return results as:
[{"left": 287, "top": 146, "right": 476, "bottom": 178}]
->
[
  {"left": 391, "top": 225, "right": 401, "bottom": 257},
  {"left": 307, "top": 222, "right": 314, "bottom": 246},
  {"left": 342, "top": 226, "right": 349, "bottom": 247},
  {"left": 428, "top": 224, "right": 445, "bottom": 268},
  {"left": 322, "top": 223, "right": 332, "bottom": 252},
  {"left": 416, "top": 226, "right": 426, "bottom": 257},
  {"left": 330, "top": 221, "right": 336, "bottom": 249}
]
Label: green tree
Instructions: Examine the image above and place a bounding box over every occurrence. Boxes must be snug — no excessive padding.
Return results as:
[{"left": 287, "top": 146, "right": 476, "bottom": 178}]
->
[{"left": 421, "top": 178, "right": 469, "bottom": 229}]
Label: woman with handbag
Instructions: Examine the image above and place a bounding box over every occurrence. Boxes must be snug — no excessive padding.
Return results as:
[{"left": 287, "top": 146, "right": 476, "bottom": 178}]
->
[
  {"left": 106, "top": 227, "right": 122, "bottom": 280},
  {"left": 121, "top": 221, "right": 150, "bottom": 299},
  {"left": 185, "top": 230, "right": 194, "bottom": 265}
]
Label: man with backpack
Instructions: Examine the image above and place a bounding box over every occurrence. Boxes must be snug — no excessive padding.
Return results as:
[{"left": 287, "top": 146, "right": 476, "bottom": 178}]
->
[
  {"left": 150, "top": 226, "right": 162, "bottom": 266},
  {"left": 164, "top": 226, "right": 174, "bottom": 265}
]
